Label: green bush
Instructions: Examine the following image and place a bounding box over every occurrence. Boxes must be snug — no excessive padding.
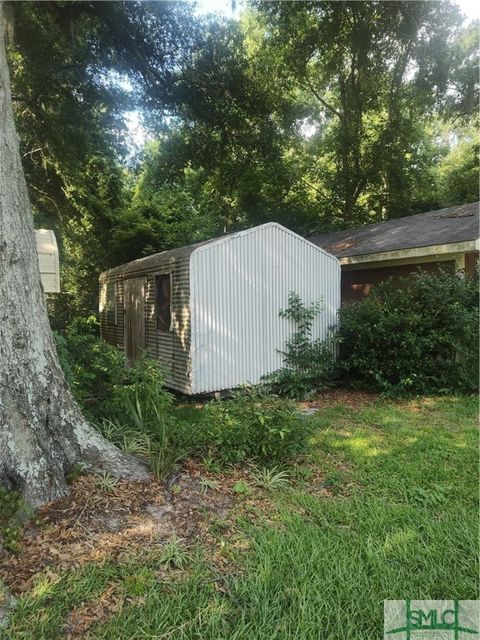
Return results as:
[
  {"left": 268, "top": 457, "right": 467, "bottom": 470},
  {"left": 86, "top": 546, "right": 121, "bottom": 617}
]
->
[
  {"left": 99, "top": 388, "right": 310, "bottom": 470},
  {"left": 53, "top": 316, "right": 129, "bottom": 417},
  {"left": 105, "top": 355, "right": 174, "bottom": 423},
  {"left": 338, "top": 270, "right": 479, "bottom": 395},
  {"left": 263, "top": 291, "right": 337, "bottom": 399},
  {"left": 55, "top": 317, "right": 314, "bottom": 470},
  {"left": 194, "top": 388, "right": 313, "bottom": 464},
  {"left": 0, "top": 488, "right": 24, "bottom": 553},
  {"left": 97, "top": 357, "right": 189, "bottom": 479}
]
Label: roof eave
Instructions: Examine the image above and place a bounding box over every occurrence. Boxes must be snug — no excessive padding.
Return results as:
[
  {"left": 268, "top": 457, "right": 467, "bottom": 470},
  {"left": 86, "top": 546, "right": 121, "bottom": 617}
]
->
[{"left": 338, "top": 240, "right": 478, "bottom": 266}]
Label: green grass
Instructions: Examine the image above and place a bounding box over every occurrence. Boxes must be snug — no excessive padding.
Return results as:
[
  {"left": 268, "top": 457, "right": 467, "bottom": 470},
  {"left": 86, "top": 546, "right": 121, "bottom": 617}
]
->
[{"left": 4, "top": 395, "right": 478, "bottom": 639}]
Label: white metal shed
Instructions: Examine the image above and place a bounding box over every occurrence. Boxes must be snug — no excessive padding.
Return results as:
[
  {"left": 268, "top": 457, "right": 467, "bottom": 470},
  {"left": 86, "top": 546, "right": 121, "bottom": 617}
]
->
[
  {"left": 100, "top": 223, "right": 340, "bottom": 394},
  {"left": 35, "top": 229, "right": 60, "bottom": 293}
]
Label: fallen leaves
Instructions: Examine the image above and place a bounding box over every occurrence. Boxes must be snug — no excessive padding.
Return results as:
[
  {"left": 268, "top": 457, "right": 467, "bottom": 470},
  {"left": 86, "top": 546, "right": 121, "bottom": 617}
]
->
[
  {"left": 0, "top": 460, "right": 273, "bottom": 596},
  {"left": 300, "top": 389, "right": 379, "bottom": 410},
  {"left": 63, "top": 582, "right": 124, "bottom": 638}
]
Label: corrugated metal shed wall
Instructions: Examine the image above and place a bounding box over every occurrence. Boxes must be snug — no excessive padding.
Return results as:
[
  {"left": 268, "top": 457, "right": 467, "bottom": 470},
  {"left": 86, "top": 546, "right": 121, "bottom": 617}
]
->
[
  {"left": 190, "top": 223, "right": 340, "bottom": 394},
  {"left": 143, "top": 256, "right": 192, "bottom": 394},
  {"left": 99, "top": 252, "right": 192, "bottom": 394},
  {"left": 99, "top": 277, "right": 124, "bottom": 348}
]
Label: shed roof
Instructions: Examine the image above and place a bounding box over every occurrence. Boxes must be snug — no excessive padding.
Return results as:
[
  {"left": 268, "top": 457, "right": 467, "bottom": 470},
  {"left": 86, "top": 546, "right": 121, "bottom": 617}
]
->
[
  {"left": 100, "top": 222, "right": 336, "bottom": 280},
  {"left": 101, "top": 236, "right": 215, "bottom": 279},
  {"left": 309, "top": 202, "right": 479, "bottom": 258}
]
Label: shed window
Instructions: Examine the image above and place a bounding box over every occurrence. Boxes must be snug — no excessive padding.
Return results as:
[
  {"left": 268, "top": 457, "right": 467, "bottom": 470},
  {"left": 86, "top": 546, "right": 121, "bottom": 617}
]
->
[
  {"left": 106, "top": 281, "right": 117, "bottom": 325},
  {"left": 155, "top": 274, "right": 171, "bottom": 331}
]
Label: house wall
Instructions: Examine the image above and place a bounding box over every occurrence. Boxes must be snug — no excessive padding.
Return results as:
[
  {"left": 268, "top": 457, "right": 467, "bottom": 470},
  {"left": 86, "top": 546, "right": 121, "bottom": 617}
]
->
[
  {"left": 465, "top": 251, "right": 479, "bottom": 276},
  {"left": 341, "top": 260, "right": 455, "bottom": 302},
  {"left": 190, "top": 224, "right": 340, "bottom": 394}
]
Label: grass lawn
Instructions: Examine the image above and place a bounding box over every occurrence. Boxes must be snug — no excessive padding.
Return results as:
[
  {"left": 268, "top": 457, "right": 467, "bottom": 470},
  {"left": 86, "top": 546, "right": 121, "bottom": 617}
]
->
[{"left": 3, "top": 395, "right": 478, "bottom": 639}]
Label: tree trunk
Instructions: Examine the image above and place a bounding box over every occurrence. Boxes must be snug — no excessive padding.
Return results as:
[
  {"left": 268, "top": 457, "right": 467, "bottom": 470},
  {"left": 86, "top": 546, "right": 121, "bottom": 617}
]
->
[{"left": 0, "top": 2, "right": 148, "bottom": 507}]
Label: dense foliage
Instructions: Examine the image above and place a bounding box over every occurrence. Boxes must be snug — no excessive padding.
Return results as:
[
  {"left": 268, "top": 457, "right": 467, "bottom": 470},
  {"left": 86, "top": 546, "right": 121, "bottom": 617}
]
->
[
  {"left": 197, "top": 390, "right": 312, "bottom": 464},
  {"left": 55, "top": 324, "right": 312, "bottom": 472},
  {"left": 338, "top": 270, "right": 479, "bottom": 395},
  {"left": 54, "top": 316, "right": 131, "bottom": 417},
  {"left": 8, "top": 0, "right": 197, "bottom": 317},
  {"left": 5, "top": 1, "right": 479, "bottom": 328},
  {"left": 264, "top": 292, "right": 336, "bottom": 399},
  {"left": 97, "top": 385, "right": 313, "bottom": 473}
]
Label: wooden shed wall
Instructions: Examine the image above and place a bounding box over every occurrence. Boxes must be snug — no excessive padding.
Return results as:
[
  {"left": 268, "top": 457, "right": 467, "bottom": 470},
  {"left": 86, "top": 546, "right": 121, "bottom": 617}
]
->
[{"left": 100, "top": 253, "right": 192, "bottom": 394}]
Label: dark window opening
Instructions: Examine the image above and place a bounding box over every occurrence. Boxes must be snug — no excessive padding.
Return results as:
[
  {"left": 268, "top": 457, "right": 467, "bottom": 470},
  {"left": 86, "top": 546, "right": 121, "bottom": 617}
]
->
[{"left": 156, "top": 274, "right": 171, "bottom": 331}]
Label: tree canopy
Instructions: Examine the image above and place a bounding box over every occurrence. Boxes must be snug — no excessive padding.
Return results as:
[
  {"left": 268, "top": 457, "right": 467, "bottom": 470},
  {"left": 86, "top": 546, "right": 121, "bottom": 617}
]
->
[{"left": 6, "top": 0, "right": 479, "bottom": 325}]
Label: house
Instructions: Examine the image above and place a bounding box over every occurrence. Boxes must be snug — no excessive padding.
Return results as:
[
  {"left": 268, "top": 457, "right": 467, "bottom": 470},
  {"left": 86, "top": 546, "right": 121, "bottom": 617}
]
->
[
  {"left": 99, "top": 223, "right": 340, "bottom": 394},
  {"left": 310, "top": 202, "right": 479, "bottom": 303},
  {"left": 35, "top": 229, "right": 60, "bottom": 293}
]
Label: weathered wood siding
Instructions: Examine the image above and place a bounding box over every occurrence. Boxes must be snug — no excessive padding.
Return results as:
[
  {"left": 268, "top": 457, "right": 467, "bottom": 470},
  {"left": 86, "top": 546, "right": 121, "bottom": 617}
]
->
[{"left": 99, "top": 253, "right": 192, "bottom": 394}]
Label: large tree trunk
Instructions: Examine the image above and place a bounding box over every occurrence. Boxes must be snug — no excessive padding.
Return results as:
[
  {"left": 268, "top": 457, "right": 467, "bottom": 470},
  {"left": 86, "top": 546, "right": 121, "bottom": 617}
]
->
[{"left": 0, "top": 3, "right": 148, "bottom": 507}]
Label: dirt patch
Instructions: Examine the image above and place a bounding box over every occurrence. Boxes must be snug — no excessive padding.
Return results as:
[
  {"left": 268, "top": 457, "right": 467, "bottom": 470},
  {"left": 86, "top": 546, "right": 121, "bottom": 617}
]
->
[
  {"left": 0, "top": 461, "right": 269, "bottom": 596},
  {"left": 301, "top": 388, "right": 379, "bottom": 410}
]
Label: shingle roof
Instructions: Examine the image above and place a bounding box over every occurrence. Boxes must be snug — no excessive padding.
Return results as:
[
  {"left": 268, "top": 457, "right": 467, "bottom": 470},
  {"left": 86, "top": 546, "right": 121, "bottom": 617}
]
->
[{"left": 309, "top": 202, "right": 479, "bottom": 258}]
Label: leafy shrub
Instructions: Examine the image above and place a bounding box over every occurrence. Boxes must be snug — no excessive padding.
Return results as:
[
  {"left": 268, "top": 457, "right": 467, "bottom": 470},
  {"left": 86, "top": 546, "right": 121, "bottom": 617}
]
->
[
  {"left": 264, "top": 291, "right": 337, "bottom": 399},
  {"left": 53, "top": 315, "right": 128, "bottom": 417},
  {"left": 100, "top": 387, "right": 311, "bottom": 470},
  {"left": 55, "top": 317, "right": 314, "bottom": 472},
  {"left": 194, "top": 388, "right": 313, "bottom": 464},
  {"left": 106, "top": 355, "right": 174, "bottom": 424},
  {"left": 0, "top": 489, "right": 24, "bottom": 553},
  {"left": 97, "top": 357, "right": 190, "bottom": 478},
  {"left": 338, "top": 269, "right": 479, "bottom": 395}
]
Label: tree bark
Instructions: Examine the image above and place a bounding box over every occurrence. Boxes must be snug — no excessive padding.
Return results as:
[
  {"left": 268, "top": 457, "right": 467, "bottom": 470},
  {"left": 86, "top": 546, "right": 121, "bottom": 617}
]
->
[{"left": 0, "top": 2, "right": 148, "bottom": 507}]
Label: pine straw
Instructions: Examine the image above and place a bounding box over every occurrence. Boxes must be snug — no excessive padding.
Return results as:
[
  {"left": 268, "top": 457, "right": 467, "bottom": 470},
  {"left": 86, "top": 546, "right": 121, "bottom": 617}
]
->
[
  {"left": 301, "top": 388, "right": 379, "bottom": 410},
  {"left": 0, "top": 460, "right": 273, "bottom": 596}
]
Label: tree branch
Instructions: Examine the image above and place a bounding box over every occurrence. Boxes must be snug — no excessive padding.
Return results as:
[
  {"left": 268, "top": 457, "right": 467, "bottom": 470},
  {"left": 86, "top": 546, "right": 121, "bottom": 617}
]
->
[{"left": 304, "top": 76, "right": 343, "bottom": 120}]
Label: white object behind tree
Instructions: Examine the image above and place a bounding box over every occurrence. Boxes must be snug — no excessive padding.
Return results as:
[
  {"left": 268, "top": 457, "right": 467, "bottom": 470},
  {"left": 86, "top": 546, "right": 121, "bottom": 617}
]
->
[{"left": 35, "top": 229, "right": 60, "bottom": 293}]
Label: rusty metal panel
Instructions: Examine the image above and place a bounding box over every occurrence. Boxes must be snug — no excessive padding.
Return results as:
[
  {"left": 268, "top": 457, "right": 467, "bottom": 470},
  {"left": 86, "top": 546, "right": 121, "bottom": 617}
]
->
[
  {"left": 100, "top": 251, "right": 193, "bottom": 393},
  {"left": 99, "top": 276, "right": 124, "bottom": 348},
  {"left": 124, "top": 277, "right": 145, "bottom": 361}
]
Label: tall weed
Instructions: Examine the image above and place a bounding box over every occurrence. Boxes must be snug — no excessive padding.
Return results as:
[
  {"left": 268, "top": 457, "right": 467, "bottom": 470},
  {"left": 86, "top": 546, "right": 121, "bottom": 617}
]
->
[{"left": 264, "top": 291, "right": 337, "bottom": 399}]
